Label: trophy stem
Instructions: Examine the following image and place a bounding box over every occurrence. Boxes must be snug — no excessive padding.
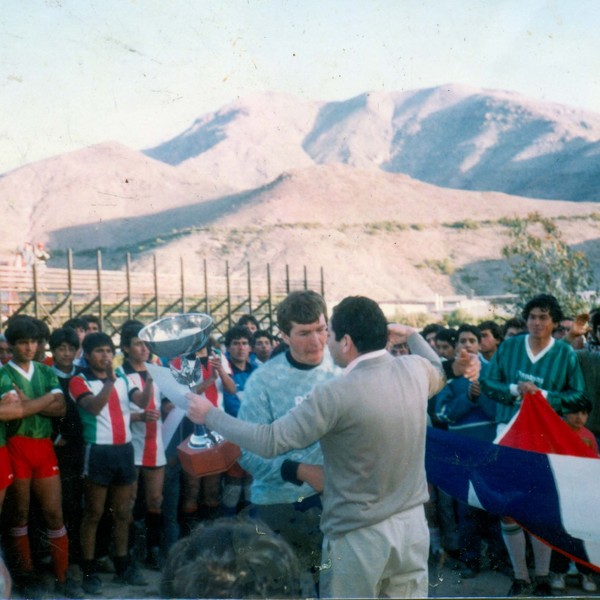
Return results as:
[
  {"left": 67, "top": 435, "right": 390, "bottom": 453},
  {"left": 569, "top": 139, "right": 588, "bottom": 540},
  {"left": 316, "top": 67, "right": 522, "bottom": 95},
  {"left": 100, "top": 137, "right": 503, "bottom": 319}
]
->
[{"left": 189, "top": 424, "right": 214, "bottom": 448}]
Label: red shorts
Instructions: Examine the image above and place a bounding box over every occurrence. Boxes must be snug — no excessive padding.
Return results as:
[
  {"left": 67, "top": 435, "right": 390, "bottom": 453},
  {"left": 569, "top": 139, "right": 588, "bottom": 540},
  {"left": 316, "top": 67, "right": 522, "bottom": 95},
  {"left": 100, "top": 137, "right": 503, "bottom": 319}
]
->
[
  {"left": 7, "top": 437, "right": 60, "bottom": 480},
  {"left": 0, "top": 446, "right": 13, "bottom": 491}
]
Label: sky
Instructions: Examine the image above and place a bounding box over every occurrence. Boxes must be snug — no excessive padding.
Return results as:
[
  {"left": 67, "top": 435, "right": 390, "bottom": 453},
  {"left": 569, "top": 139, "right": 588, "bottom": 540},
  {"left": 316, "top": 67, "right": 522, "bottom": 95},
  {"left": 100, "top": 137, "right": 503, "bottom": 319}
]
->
[{"left": 1, "top": 0, "right": 599, "bottom": 174}]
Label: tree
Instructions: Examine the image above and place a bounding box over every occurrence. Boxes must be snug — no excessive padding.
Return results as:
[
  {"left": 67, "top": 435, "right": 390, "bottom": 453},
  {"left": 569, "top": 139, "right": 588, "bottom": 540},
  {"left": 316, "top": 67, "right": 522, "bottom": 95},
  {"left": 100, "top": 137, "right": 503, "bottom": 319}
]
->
[{"left": 502, "top": 213, "right": 595, "bottom": 316}]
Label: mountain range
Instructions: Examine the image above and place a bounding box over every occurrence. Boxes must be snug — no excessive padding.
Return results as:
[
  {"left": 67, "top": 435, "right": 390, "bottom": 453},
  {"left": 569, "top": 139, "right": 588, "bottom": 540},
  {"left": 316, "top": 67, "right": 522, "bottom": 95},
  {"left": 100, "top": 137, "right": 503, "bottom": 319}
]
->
[{"left": 2, "top": 84, "right": 599, "bottom": 303}]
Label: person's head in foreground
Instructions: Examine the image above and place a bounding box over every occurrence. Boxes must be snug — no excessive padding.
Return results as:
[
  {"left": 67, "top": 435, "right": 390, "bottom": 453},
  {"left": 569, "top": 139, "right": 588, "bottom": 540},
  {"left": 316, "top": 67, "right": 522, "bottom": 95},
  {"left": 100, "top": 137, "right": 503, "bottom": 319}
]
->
[{"left": 160, "top": 518, "right": 303, "bottom": 598}]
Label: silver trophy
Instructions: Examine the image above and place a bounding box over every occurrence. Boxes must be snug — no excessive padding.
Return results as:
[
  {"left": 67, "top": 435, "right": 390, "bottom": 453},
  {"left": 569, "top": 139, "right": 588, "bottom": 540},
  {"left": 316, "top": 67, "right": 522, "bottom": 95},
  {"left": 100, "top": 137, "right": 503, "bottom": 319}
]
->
[{"left": 139, "top": 313, "right": 240, "bottom": 475}]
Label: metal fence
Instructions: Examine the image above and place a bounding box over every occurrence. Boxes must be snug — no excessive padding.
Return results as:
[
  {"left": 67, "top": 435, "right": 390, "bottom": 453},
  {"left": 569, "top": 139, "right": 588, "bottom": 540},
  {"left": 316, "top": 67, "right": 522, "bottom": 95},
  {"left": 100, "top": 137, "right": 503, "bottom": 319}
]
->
[{"left": 0, "top": 250, "right": 326, "bottom": 337}]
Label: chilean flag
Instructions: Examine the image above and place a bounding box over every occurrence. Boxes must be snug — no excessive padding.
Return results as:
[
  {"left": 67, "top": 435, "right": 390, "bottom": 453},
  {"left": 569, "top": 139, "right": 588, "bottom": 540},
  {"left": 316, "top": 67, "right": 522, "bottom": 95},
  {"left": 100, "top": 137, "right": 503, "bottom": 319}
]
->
[{"left": 425, "top": 392, "right": 600, "bottom": 571}]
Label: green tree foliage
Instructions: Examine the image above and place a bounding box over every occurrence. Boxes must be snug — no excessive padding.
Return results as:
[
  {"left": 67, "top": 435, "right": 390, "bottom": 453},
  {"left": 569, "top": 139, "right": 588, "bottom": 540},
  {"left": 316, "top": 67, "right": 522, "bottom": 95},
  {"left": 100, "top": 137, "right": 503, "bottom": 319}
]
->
[{"left": 502, "top": 213, "right": 595, "bottom": 315}]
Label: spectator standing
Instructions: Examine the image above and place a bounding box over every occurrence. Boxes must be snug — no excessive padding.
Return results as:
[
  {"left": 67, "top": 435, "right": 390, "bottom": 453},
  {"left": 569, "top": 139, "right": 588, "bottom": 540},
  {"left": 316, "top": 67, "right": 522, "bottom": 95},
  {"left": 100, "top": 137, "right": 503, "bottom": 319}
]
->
[
  {"left": 435, "top": 324, "right": 505, "bottom": 579},
  {"left": 477, "top": 320, "right": 502, "bottom": 365},
  {"left": 482, "top": 294, "right": 586, "bottom": 596},
  {"left": 252, "top": 330, "right": 274, "bottom": 365},
  {"left": 221, "top": 327, "right": 256, "bottom": 516}
]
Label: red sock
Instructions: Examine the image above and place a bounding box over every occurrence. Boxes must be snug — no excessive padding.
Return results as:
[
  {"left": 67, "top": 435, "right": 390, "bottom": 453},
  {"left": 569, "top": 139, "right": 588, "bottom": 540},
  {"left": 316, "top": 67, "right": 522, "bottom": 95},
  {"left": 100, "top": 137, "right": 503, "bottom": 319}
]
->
[
  {"left": 9, "top": 526, "right": 33, "bottom": 573},
  {"left": 48, "top": 527, "right": 69, "bottom": 583}
]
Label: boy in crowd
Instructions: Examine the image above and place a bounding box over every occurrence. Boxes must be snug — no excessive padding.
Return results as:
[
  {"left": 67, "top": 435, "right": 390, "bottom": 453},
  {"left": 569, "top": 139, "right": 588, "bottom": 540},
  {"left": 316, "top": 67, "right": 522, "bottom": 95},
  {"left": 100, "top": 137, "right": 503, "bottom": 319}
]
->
[
  {"left": 422, "top": 323, "right": 444, "bottom": 354},
  {"left": 81, "top": 315, "right": 101, "bottom": 334},
  {"left": 482, "top": 294, "right": 586, "bottom": 596},
  {"left": 0, "top": 319, "right": 72, "bottom": 596},
  {"left": 252, "top": 330, "right": 274, "bottom": 365},
  {"left": 236, "top": 314, "right": 259, "bottom": 335},
  {"left": 117, "top": 322, "right": 166, "bottom": 570},
  {"left": 49, "top": 327, "right": 85, "bottom": 567},
  {"left": 435, "top": 328, "right": 457, "bottom": 360},
  {"left": 502, "top": 317, "right": 526, "bottom": 339},
  {"left": 0, "top": 335, "right": 11, "bottom": 365},
  {"left": 550, "top": 398, "right": 598, "bottom": 593},
  {"left": 477, "top": 320, "right": 502, "bottom": 364},
  {"left": 69, "top": 332, "right": 153, "bottom": 594},
  {"left": 63, "top": 318, "right": 89, "bottom": 366},
  {"left": 222, "top": 326, "right": 256, "bottom": 515},
  {"left": 435, "top": 324, "right": 505, "bottom": 579}
]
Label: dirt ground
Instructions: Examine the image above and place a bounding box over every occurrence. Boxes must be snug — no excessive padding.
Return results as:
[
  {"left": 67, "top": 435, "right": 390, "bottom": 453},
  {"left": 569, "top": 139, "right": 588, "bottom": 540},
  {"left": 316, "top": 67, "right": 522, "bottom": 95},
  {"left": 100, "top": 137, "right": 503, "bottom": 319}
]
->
[{"left": 10, "top": 550, "right": 599, "bottom": 599}]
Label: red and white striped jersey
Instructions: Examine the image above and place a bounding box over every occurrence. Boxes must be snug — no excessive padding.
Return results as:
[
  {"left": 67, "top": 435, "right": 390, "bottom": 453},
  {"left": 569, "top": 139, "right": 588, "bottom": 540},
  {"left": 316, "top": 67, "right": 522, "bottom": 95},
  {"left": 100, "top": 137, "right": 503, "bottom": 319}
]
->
[
  {"left": 70, "top": 369, "right": 139, "bottom": 445},
  {"left": 120, "top": 364, "right": 166, "bottom": 467}
]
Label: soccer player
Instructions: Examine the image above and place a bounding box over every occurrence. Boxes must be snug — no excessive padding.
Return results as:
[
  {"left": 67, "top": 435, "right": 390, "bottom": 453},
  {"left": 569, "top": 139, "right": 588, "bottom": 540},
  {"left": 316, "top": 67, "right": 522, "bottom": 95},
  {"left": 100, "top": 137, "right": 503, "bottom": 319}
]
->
[
  {"left": 69, "top": 332, "right": 153, "bottom": 594},
  {"left": 0, "top": 319, "right": 72, "bottom": 596}
]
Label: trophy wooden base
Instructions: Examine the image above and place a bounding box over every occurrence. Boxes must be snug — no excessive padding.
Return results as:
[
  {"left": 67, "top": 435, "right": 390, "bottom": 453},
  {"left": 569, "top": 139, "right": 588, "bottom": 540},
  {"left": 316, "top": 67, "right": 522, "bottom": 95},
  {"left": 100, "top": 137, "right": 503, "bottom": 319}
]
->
[{"left": 177, "top": 435, "right": 241, "bottom": 477}]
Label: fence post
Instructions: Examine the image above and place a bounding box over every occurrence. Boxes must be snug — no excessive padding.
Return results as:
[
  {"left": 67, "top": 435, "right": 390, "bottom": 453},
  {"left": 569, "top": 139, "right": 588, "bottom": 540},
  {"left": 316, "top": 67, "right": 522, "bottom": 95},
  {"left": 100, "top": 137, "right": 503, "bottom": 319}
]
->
[
  {"left": 33, "top": 263, "right": 39, "bottom": 319},
  {"left": 96, "top": 250, "right": 103, "bottom": 328},
  {"left": 153, "top": 255, "right": 159, "bottom": 320},
  {"left": 266, "top": 264, "right": 273, "bottom": 332},
  {"left": 203, "top": 259, "right": 209, "bottom": 314},
  {"left": 247, "top": 262, "right": 252, "bottom": 314},
  {"left": 67, "top": 249, "right": 74, "bottom": 318},
  {"left": 285, "top": 264, "right": 290, "bottom": 294},
  {"left": 126, "top": 253, "right": 133, "bottom": 320},
  {"left": 180, "top": 257, "right": 186, "bottom": 313},
  {"left": 320, "top": 266, "right": 325, "bottom": 299},
  {"left": 303, "top": 265, "right": 308, "bottom": 290},
  {"left": 225, "top": 261, "right": 232, "bottom": 328}
]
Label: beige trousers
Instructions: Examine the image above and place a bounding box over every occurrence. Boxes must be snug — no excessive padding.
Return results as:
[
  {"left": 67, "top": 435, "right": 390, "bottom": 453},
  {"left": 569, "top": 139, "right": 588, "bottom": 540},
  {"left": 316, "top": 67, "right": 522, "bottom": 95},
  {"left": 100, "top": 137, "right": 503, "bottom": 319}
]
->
[{"left": 319, "top": 503, "right": 429, "bottom": 598}]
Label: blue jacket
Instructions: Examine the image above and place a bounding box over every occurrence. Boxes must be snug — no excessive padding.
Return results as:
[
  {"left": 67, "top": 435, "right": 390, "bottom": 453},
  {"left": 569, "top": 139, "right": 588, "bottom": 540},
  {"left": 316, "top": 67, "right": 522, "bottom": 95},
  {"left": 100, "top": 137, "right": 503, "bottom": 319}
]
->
[{"left": 435, "top": 362, "right": 497, "bottom": 442}]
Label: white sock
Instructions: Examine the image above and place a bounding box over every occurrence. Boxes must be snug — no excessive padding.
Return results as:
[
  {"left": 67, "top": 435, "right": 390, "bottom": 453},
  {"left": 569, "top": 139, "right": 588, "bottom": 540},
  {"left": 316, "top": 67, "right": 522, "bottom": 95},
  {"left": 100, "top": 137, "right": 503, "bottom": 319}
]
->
[
  {"left": 502, "top": 522, "right": 530, "bottom": 582},
  {"left": 530, "top": 535, "right": 551, "bottom": 577}
]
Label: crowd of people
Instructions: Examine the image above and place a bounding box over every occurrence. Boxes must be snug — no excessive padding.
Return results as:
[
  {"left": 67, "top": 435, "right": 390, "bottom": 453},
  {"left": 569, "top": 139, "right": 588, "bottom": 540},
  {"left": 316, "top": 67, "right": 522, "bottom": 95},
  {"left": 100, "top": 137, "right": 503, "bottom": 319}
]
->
[{"left": 0, "top": 290, "right": 598, "bottom": 598}]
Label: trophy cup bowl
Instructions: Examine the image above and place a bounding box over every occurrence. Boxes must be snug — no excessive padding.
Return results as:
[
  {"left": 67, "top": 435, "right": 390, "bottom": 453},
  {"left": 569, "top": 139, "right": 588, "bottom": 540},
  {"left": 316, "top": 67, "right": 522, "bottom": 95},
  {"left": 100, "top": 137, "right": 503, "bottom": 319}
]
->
[
  {"left": 138, "top": 313, "right": 213, "bottom": 359},
  {"left": 139, "top": 313, "right": 240, "bottom": 477}
]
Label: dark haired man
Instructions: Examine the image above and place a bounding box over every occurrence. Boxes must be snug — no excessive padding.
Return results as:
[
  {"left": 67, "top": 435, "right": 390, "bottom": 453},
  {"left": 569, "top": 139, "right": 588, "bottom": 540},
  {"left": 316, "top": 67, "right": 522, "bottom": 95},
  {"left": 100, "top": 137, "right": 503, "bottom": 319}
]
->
[
  {"left": 482, "top": 294, "right": 586, "bottom": 597},
  {"left": 64, "top": 317, "right": 90, "bottom": 366},
  {"left": 252, "top": 330, "right": 274, "bottom": 365},
  {"left": 188, "top": 296, "right": 479, "bottom": 598},
  {"left": 236, "top": 314, "right": 259, "bottom": 335},
  {"left": 81, "top": 314, "right": 101, "bottom": 334},
  {"left": 435, "top": 328, "right": 457, "bottom": 360},
  {"left": 421, "top": 323, "right": 444, "bottom": 354},
  {"left": 223, "top": 326, "right": 255, "bottom": 418},
  {"left": 221, "top": 326, "right": 256, "bottom": 516},
  {"left": 502, "top": 317, "right": 527, "bottom": 339}
]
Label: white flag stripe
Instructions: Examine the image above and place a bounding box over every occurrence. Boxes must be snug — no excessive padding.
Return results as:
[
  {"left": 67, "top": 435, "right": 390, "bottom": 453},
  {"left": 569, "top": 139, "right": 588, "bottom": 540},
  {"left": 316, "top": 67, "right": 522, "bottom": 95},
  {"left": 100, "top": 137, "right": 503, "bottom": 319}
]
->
[{"left": 548, "top": 453, "right": 600, "bottom": 565}]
